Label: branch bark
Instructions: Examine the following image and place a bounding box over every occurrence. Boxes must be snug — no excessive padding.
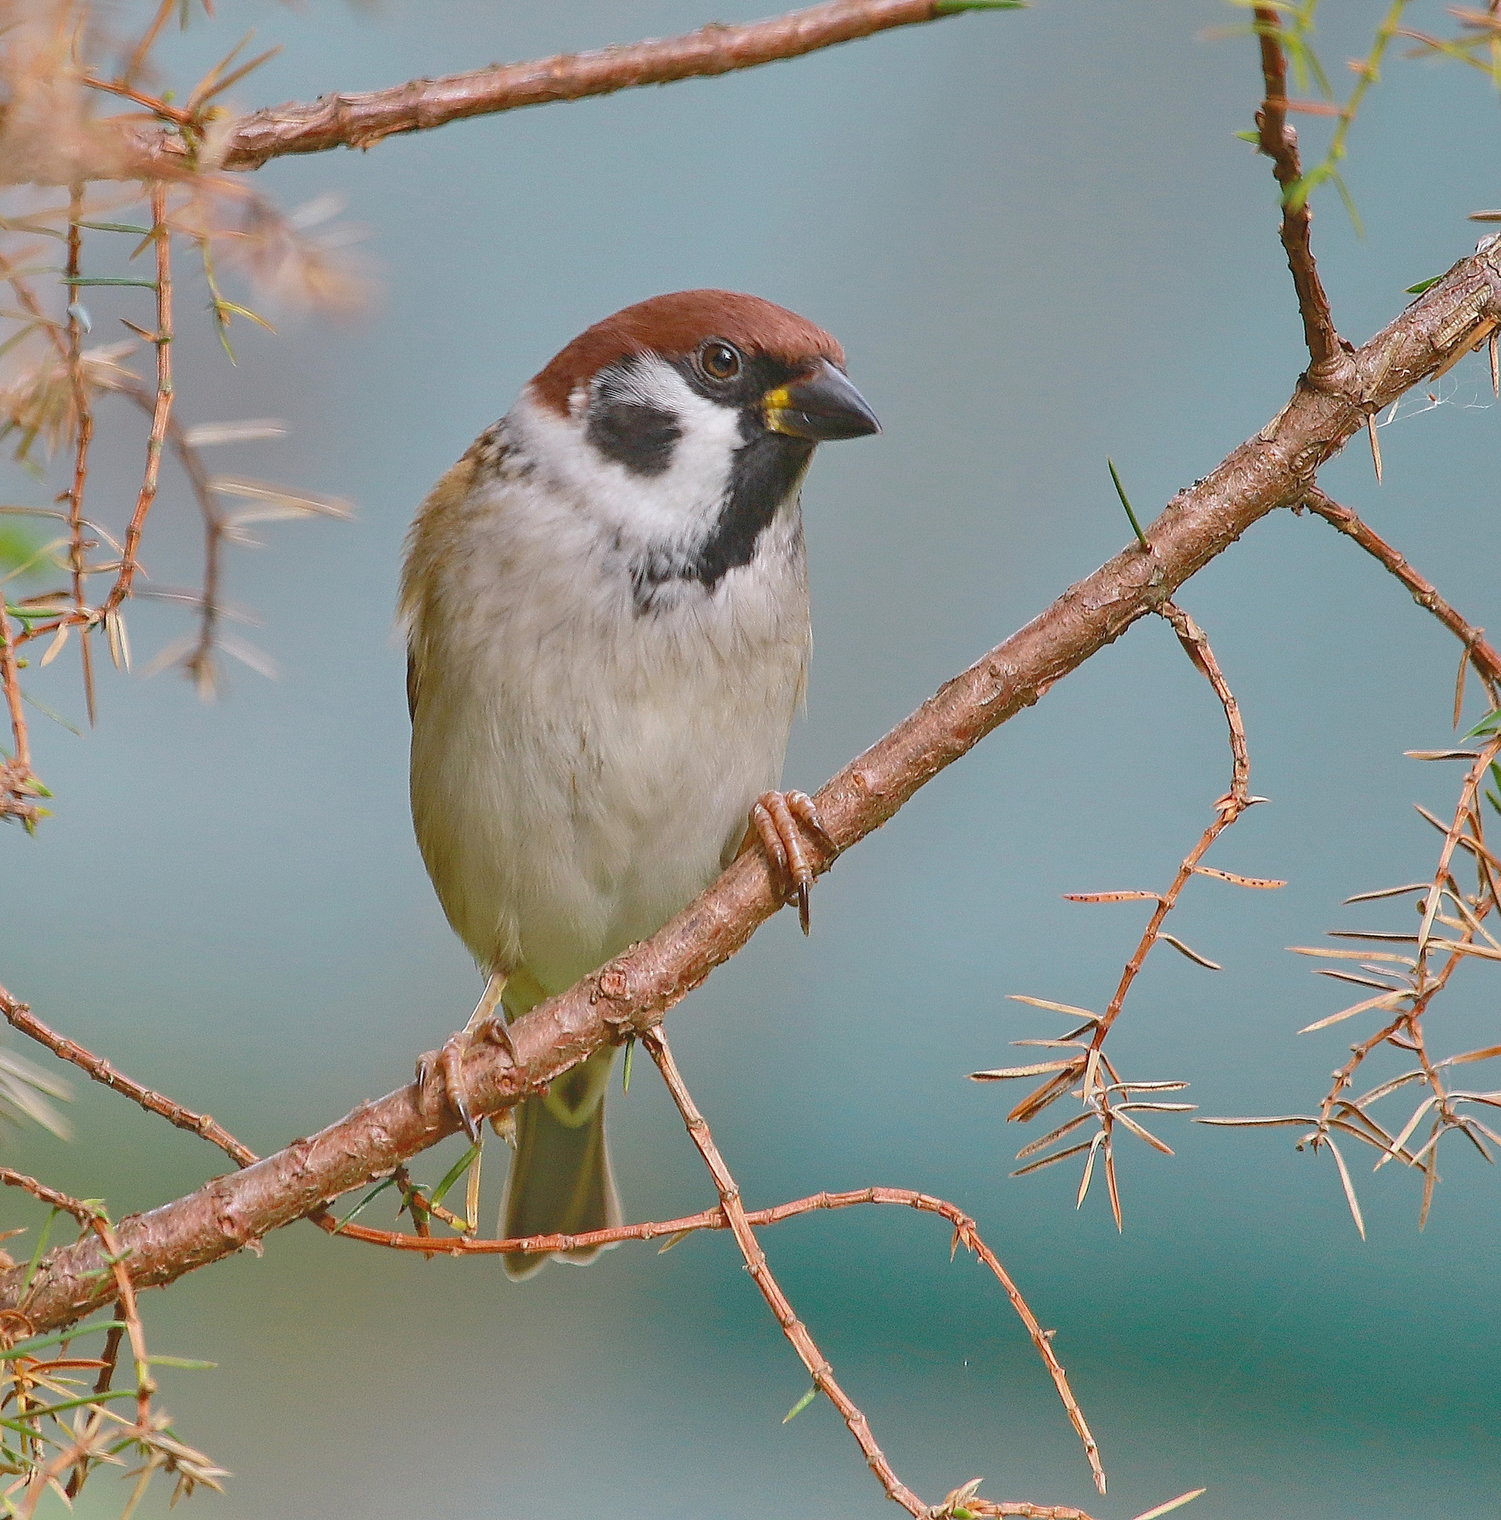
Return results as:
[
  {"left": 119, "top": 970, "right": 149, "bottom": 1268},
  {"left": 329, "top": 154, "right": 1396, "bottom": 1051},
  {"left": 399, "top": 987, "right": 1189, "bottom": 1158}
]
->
[
  {"left": 125, "top": 0, "right": 960, "bottom": 175},
  {"left": 5, "top": 236, "right": 1500, "bottom": 1338}
]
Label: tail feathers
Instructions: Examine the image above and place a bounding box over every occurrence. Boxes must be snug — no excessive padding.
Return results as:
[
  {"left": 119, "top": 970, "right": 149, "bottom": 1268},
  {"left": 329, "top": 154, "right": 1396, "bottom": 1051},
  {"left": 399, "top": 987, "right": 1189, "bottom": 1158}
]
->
[{"left": 501, "top": 1050, "right": 621, "bottom": 1281}]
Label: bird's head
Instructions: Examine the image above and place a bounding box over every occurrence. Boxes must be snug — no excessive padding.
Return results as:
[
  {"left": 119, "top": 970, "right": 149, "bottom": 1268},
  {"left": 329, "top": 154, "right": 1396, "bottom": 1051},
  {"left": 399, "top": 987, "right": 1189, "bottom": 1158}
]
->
[{"left": 515, "top": 290, "right": 879, "bottom": 596}]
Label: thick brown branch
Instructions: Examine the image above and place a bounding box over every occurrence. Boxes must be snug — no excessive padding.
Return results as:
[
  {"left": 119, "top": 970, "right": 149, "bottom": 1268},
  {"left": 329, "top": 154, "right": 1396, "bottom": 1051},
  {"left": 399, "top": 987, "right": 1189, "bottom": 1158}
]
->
[
  {"left": 126, "top": 1, "right": 958, "bottom": 175},
  {"left": 4, "top": 238, "right": 1500, "bottom": 1338},
  {"left": 1253, "top": 6, "right": 1346, "bottom": 376}
]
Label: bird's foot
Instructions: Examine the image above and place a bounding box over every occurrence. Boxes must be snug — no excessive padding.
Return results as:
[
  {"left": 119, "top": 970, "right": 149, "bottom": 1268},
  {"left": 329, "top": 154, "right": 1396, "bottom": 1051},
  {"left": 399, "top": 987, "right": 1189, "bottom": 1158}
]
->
[
  {"left": 750, "top": 789, "right": 834, "bottom": 935},
  {"left": 416, "top": 1015, "right": 517, "bottom": 1144}
]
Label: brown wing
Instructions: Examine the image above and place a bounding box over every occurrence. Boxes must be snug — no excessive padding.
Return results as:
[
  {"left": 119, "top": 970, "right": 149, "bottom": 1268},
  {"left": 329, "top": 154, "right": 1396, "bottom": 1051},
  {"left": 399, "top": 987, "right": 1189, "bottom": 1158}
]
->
[{"left": 399, "top": 423, "right": 508, "bottom": 726}]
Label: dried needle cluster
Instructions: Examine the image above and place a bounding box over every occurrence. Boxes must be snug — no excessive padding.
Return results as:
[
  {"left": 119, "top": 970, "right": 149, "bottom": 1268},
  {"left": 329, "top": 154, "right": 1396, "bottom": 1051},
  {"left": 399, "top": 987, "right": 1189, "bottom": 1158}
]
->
[
  {"left": 0, "top": 1166, "right": 226, "bottom": 1517},
  {"left": 972, "top": 6, "right": 1501, "bottom": 1236},
  {"left": 1, "top": 0, "right": 358, "bottom": 826},
  {"left": 1205, "top": 714, "right": 1501, "bottom": 1234}
]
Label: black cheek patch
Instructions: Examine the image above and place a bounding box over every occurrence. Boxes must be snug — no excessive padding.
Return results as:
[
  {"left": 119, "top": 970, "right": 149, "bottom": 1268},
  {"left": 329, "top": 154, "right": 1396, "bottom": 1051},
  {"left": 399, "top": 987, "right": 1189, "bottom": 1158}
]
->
[
  {"left": 586, "top": 397, "right": 681, "bottom": 477},
  {"left": 627, "top": 430, "right": 815, "bottom": 614},
  {"left": 696, "top": 431, "right": 814, "bottom": 587}
]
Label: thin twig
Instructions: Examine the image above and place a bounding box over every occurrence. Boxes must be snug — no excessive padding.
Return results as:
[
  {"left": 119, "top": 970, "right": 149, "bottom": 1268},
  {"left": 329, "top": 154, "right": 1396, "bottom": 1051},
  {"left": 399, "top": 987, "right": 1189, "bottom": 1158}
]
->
[
  {"left": 11, "top": 381, "right": 233, "bottom": 691},
  {"left": 113, "top": 381, "right": 228, "bottom": 696},
  {"left": 1080, "top": 600, "right": 1257, "bottom": 1060},
  {"left": 64, "top": 1317, "right": 124, "bottom": 1499},
  {"left": 0, "top": 604, "right": 35, "bottom": 823},
  {"left": 637, "top": 1028, "right": 1107, "bottom": 1511},
  {"left": 0, "top": 1164, "right": 94, "bottom": 1223},
  {"left": 63, "top": 184, "right": 97, "bottom": 726},
  {"left": 1301, "top": 487, "right": 1501, "bottom": 702},
  {"left": 643, "top": 1027, "right": 926, "bottom": 1513},
  {"left": 315, "top": 1174, "right": 1099, "bottom": 1486},
  {"left": 0, "top": 985, "right": 257, "bottom": 1168},
  {"left": 1253, "top": 5, "right": 1346, "bottom": 374},
  {"left": 102, "top": 182, "right": 172, "bottom": 616}
]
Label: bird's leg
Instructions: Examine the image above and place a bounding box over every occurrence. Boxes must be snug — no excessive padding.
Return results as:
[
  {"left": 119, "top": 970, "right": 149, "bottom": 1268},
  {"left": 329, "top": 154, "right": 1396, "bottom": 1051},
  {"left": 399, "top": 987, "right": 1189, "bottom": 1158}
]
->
[
  {"left": 749, "top": 790, "right": 835, "bottom": 935},
  {"left": 416, "top": 970, "right": 517, "bottom": 1144},
  {"left": 470, "top": 969, "right": 511, "bottom": 1034}
]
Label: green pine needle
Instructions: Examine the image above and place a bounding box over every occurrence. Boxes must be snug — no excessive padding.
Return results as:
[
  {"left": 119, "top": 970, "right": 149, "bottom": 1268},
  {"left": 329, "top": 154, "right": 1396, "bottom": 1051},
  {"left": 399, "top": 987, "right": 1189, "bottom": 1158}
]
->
[
  {"left": 1107, "top": 459, "right": 1150, "bottom": 550},
  {"left": 333, "top": 1176, "right": 396, "bottom": 1230},
  {"left": 429, "top": 1142, "right": 483, "bottom": 1209},
  {"left": 0, "top": 1320, "right": 126, "bottom": 1361}
]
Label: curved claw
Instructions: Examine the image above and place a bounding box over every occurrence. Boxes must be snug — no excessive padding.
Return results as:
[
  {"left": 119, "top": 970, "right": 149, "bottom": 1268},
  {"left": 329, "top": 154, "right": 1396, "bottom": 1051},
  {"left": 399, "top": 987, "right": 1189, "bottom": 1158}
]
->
[
  {"left": 751, "top": 789, "right": 832, "bottom": 935},
  {"left": 417, "top": 1016, "right": 517, "bottom": 1144}
]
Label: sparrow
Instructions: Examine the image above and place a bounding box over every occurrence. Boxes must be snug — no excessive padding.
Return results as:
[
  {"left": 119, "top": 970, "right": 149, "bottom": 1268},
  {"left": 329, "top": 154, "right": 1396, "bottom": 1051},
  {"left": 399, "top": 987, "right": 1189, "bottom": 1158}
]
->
[{"left": 400, "top": 290, "right": 879, "bottom": 1278}]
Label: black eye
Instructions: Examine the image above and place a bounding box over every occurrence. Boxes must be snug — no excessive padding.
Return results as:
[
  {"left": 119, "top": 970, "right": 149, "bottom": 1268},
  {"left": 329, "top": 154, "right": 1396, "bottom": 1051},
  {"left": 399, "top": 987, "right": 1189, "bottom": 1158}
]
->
[{"left": 697, "top": 340, "right": 742, "bottom": 383}]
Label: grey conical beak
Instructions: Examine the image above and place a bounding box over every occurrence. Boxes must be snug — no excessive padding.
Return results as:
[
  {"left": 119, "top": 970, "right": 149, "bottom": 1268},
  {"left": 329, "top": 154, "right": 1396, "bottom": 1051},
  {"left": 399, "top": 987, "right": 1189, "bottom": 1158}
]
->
[{"left": 763, "top": 359, "right": 880, "bottom": 442}]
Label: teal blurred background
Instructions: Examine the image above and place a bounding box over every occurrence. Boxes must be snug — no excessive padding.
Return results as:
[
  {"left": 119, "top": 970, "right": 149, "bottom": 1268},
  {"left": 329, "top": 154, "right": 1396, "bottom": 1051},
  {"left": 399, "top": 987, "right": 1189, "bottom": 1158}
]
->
[{"left": 4, "top": 2, "right": 1500, "bottom": 1515}]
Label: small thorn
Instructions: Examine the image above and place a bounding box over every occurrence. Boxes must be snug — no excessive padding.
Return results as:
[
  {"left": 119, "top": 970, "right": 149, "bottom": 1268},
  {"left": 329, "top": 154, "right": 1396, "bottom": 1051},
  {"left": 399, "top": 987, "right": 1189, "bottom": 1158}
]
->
[
  {"left": 1366, "top": 413, "right": 1383, "bottom": 483},
  {"left": 1489, "top": 330, "right": 1498, "bottom": 398}
]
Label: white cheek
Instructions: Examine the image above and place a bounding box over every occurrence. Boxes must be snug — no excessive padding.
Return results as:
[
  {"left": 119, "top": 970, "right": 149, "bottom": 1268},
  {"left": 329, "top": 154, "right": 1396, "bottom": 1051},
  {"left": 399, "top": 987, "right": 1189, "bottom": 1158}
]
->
[{"left": 511, "top": 364, "right": 743, "bottom": 549}]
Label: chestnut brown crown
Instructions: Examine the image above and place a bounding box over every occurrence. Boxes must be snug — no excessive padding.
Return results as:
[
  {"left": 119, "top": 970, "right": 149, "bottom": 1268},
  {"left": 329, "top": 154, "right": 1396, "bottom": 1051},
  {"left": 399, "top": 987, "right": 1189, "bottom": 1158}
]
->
[{"left": 530, "top": 290, "right": 847, "bottom": 416}]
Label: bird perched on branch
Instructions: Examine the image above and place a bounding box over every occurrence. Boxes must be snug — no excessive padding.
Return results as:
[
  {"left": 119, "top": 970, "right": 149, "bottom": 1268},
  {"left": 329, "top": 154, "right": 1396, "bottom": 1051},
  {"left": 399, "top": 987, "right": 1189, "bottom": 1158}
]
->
[{"left": 401, "top": 290, "right": 879, "bottom": 1277}]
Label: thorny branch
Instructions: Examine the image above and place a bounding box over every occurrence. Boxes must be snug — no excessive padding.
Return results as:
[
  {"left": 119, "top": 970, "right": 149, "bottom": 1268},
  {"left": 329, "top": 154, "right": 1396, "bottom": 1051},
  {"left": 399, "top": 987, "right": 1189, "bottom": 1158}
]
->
[
  {"left": 976, "top": 603, "right": 1279, "bottom": 1224},
  {"left": 63, "top": 183, "right": 97, "bottom": 726},
  {"left": 1, "top": 202, "right": 347, "bottom": 809},
  {"left": 1252, "top": 5, "right": 1346, "bottom": 377},
  {"left": 0, "top": 991, "right": 255, "bottom": 1169},
  {"left": 4, "top": 226, "right": 1500, "bottom": 1337},
  {"left": 1194, "top": 491, "right": 1501, "bottom": 1231},
  {"left": 0, "top": 606, "right": 32, "bottom": 826},
  {"left": 1205, "top": 733, "right": 1501, "bottom": 1234},
  {"left": 100, "top": 181, "right": 171, "bottom": 619},
  {"left": 1212, "top": 544, "right": 1501, "bottom": 1226}
]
